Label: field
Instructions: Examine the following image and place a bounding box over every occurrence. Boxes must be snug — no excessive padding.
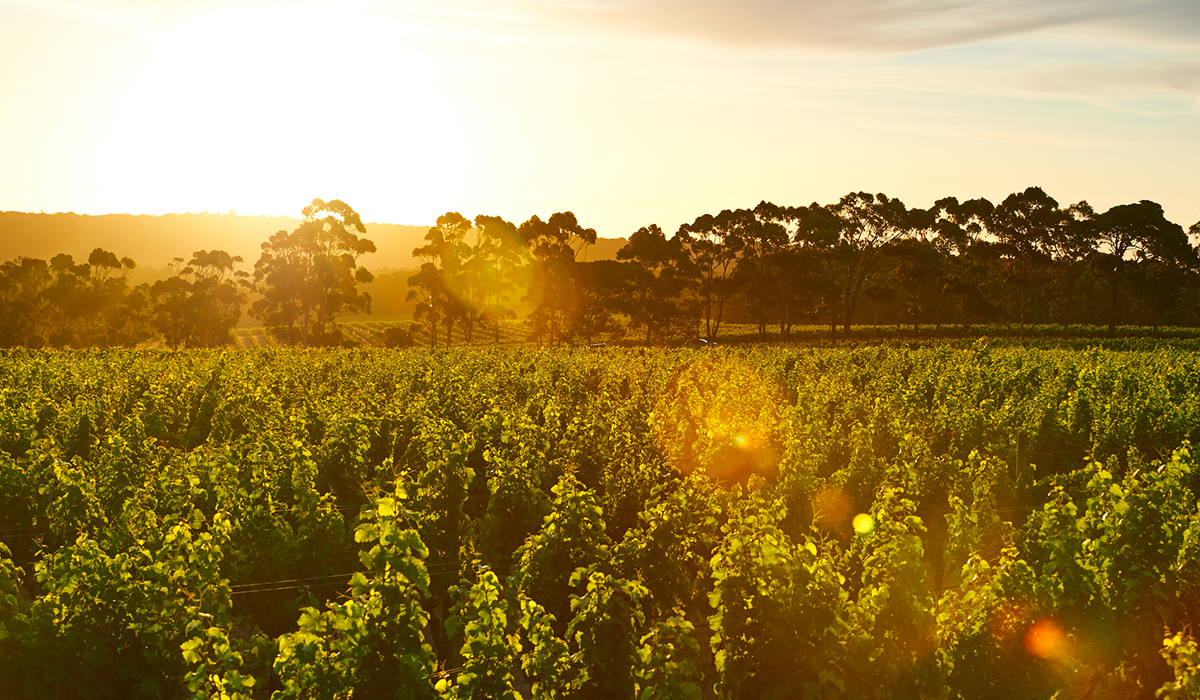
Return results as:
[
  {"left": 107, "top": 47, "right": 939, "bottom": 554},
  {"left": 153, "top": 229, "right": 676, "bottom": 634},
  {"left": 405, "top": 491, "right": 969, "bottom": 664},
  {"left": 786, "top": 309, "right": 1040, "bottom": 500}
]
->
[
  {"left": 1, "top": 344, "right": 1199, "bottom": 698},
  {"left": 225, "top": 319, "right": 1200, "bottom": 352}
]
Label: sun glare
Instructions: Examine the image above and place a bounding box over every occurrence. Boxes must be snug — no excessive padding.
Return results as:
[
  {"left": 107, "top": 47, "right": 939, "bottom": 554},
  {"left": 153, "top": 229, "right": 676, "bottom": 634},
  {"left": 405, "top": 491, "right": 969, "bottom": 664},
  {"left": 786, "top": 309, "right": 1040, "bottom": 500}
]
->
[{"left": 101, "top": 3, "right": 471, "bottom": 220}]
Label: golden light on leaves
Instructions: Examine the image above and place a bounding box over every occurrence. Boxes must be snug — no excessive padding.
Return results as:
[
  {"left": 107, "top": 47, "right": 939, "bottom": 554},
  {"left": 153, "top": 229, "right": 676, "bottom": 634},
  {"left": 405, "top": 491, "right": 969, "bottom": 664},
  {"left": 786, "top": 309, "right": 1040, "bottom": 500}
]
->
[
  {"left": 442, "top": 228, "right": 534, "bottom": 315},
  {"left": 652, "top": 355, "right": 785, "bottom": 483}
]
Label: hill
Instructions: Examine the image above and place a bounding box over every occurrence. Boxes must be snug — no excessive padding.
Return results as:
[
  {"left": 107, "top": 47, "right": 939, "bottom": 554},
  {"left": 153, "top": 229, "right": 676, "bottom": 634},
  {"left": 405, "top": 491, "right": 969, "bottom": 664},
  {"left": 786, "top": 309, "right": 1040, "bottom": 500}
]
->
[{"left": 0, "top": 211, "right": 628, "bottom": 284}]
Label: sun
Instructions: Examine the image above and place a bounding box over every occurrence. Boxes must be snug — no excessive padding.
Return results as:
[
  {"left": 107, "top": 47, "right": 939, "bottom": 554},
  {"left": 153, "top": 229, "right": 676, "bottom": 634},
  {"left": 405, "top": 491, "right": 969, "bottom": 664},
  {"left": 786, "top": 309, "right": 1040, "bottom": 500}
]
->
[{"left": 100, "top": 2, "right": 470, "bottom": 219}]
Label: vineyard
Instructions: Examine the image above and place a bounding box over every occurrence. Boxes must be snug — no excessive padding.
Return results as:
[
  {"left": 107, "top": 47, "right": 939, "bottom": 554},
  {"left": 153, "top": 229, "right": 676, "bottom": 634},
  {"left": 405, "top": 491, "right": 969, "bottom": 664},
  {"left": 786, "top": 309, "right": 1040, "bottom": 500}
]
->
[{"left": 1, "top": 344, "right": 1199, "bottom": 699}]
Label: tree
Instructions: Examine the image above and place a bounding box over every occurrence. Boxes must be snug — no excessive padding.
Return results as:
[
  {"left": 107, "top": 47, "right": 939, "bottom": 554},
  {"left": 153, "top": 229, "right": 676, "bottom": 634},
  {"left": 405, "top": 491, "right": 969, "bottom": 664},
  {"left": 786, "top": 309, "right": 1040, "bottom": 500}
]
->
[
  {"left": 105, "top": 281, "right": 155, "bottom": 348},
  {"left": 790, "top": 193, "right": 914, "bottom": 336},
  {"left": 518, "top": 211, "right": 596, "bottom": 345},
  {"left": 576, "top": 259, "right": 630, "bottom": 345},
  {"left": 735, "top": 206, "right": 791, "bottom": 338},
  {"left": 407, "top": 212, "right": 471, "bottom": 347},
  {"left": 250, "top": 199, "right": 375, "bottom": 347},
  {"left": 677, "top": 209, "right": 750, "bottom": 340},
  {"left": 0, "top": 257, "right": 52, "bottom": 347},
  {"left": 151, "top": 250, "right": 249, "bottom": 349},
  {"left": 991, "top": 187, "right": 1066, "bottom": 334},
  {"left": 884, "top": 237, "right": 943, "bottom": 334},
  {"left": 929, "top": 196, "right": 1003, "bottom": 331},
  {"left": 751, "top": 202, "right": 810, "bottom": 337},
  {"left": 1086, "top": 200, "right": 1196, "bottom": 337},
  {"left": 34, "top": 248, "right": 142, "bottom": 348},
  {"left": 406, "top": 262, "right": 444, "bottom": 348},
  {"left": 615, "top": 224, "right": 695, "bottom": 343},
  {"left": 472, "top": 215, "right": 529, "bottom": 344}
]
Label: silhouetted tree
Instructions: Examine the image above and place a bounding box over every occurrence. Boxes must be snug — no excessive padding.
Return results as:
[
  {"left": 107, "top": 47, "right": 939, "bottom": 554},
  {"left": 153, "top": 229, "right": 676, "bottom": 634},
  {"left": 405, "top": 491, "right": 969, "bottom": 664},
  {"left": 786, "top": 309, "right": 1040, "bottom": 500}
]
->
[
  {"left": 615, "top": 224, "right": 695, "bottom": 343},
  {"left": 575, "top": 260, "right": 629, "bottom": 344},
  {"left": 885, "top": 237, "right": 943, "bottom": 334},
  {"left": 106, "top": 282, "right": 155, "bottom": 348},
  {"left": 1085, "top": 200, "right": 1197, "bottom": 337},
  {"left": 37, "top": 248, "right": 141, "bottom": 347},
  {"left": 406, "top": 262, "right": 443, "bottom": 347},
  {"left": 0, "top": 257, "right": 51, "bottom": 347},
  {"left": 407, "top": 212, "right": 471, "bottom": 347},
  {"left": 793, "top": 193, "right": 914, "bottom": 335},
  {"left": 992, "top": 187, "right": 1066, "bottom": 334},
  {"left": 151, "top": 250, "right": 249, "bottom": 348},
  {"left": 750, "top": 202, "right": 807, "bottom": 337},
  {"left": 678, "top": 209, "right": 751, "bottom": 339},
  {"left": 518, "top": 211, "right": 596, "bottom": 345},
  {"left": 0, "top": 249, "right": 151, "bottom": 348},
  {"left": 929, "top": 197, "right": 1004, "bottom": 330},
  {"left": 735, "top": 208, "right": 791, "bottom": 338},
  {"left": 472, "top": 215, "right": 528, "bottom": 344},
  {"left": 250, "top": 199, "right": 375, "bottom": 347}
]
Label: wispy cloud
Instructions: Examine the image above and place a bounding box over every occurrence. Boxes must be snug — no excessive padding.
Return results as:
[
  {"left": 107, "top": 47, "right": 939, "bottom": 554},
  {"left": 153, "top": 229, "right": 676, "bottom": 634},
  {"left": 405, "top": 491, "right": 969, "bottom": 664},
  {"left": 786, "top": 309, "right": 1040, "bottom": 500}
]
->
[
  {"left": 856, "top": 115, "right": 1126, "bottom": 147},
  {"left": 1010, "top": 56, "right": 1200, "bottom": 110},
  {"left": 539, "top": 0, "right": 1200, "bottom": 54}
]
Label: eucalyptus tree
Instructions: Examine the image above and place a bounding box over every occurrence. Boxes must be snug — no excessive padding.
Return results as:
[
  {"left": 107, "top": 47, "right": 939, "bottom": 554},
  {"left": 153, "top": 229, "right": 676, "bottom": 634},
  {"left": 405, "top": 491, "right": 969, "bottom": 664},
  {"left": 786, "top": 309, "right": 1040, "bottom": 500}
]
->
[
  {"left": 468, "top": 215, "right": 529, "bottom": 344},
  {"left": 0, "top": 257, "right": 51, "bottom": 347},
  {"left": 677, "top": 208, "right": 752, "bottom": 340},
  {"left": 735, "top": 205, "right": 791, "bottom": 338},
  {"left": 1087, "top": 200, "right": 1197, "bottom": 336},
  {"left": 928, "top": 196, "right": 1003, "bottom": 330},
  {"left": 793, "top": 192, "right": 915, "bottom": 335},
  {"left": 575, "top": 259, "right": 630, "bottom": 344},
  {"left": 518, "top": 211, "right": 596, "bottom": 345},
  {"left": 751, "top": 201, "right": 817, "bottom": 338},
  {"left": 991, "top": 187, "right": 1067, "bottom": 333},
  {"left": 407, "top": 212, "right": 471, "bottom": 347},
  {"left": 251, "top": 199, "right": 375, "bottom": 347},
  {"left": 754, "top": 202, "right": 838, "bottom": 337},
  {"left": 615, "top": 223, "right": 696, "bottom": 343},
  {"left": 884, "top": 236, "right": 943, "bottom": 333},
  {"left": 151, "top": 250, "right": 249, "bottom": 349},
  {"left": 35, "top": 248, "right": 142, "bottom": 347}
]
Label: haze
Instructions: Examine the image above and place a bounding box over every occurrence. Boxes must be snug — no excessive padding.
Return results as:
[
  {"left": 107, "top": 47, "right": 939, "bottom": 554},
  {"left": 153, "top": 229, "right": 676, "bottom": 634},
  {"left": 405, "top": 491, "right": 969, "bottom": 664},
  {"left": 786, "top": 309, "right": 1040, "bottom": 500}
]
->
[{"left": 2, "top": 0, "right": 1198, "bottom": 246}]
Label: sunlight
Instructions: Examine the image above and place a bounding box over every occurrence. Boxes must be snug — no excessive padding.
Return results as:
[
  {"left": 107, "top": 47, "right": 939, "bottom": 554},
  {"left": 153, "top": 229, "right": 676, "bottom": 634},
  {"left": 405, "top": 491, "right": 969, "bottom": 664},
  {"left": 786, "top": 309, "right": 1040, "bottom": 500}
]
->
[
  {"left": 102, "top": 3, "right": 471, "bottom": 220},
  {"left": 652, "top": 355, "right": 784, "bottom": 482}
]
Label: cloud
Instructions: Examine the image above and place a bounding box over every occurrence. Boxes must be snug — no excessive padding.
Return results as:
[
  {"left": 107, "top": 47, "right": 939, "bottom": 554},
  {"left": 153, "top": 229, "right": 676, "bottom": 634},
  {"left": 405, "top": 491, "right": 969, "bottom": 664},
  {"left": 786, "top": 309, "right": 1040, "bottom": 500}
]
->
[
  {"left": 856, "top": 115, "right": 1126, "bottom": 147},
  {"left": 10, "top": 0, "right": 1199, "bottom": 53},
  {"left": 541, "top": 0, "right": 1200, "bottom": 54},
  {"left": 991, "top": 49, "right": 1200, "bottom": 111}
]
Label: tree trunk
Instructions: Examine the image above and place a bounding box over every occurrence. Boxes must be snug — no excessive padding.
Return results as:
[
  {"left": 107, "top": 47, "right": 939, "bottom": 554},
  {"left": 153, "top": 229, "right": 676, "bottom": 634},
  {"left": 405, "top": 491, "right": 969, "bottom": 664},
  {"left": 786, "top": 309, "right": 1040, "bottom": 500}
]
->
[
  {"left": 1017, "top": 259, "right": 1026, "bottom": 339},
  {"left": 1107, "top": 270, "right": 1120, "bottom": 339}
]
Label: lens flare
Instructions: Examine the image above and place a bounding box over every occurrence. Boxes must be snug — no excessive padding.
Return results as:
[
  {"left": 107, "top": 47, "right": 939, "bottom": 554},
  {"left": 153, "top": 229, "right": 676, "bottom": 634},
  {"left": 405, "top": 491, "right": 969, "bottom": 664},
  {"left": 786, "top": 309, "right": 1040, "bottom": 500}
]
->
[
  {"left": 1025, "top": 618, "right": 1068, "bottom": 660},
  {"left": 651, "top": 356, "right": 785, "bottom": 483},
  {"left": 813, "top": 486, "right": 852, "bottom": 529},
  {"left": 853, "top": 513, "right": 875, "bottom": 535}
]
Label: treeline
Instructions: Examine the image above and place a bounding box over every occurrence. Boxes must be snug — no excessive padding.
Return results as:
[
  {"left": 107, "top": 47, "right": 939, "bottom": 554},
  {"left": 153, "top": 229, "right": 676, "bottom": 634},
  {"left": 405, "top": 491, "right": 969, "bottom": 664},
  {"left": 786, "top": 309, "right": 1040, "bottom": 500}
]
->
[
  {"left": 2, "top": 188, "right": 1199, "bottom": 348},
  {"left": 0, "top": 200, "right": 370, "bottom": 349},
  {"left": 432, "top": 187, "right": 1199, "bottom": 346}
]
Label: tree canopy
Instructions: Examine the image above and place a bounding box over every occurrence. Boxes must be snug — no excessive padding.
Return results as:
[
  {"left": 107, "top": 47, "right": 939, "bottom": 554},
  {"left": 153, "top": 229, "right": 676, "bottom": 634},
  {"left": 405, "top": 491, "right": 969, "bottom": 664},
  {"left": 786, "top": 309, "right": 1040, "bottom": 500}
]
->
[{"left": 250, "top": 199, "right": 375, "bottom": 347}]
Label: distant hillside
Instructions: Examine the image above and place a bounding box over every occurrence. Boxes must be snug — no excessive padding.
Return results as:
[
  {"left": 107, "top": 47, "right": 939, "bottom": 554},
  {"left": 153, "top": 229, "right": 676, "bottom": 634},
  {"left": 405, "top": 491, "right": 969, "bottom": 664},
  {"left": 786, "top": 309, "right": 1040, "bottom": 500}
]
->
[{"left": 0, "top": 211, "right": 628, "bottom": 283}]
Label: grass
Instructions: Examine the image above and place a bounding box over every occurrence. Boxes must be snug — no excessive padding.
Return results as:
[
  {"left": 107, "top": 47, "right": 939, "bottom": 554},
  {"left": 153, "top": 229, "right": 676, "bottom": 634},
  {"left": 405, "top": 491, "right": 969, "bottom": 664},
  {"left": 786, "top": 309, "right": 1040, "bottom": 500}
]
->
[{"left": 221, "top": 319, "right": 1200, "bottom": 351}]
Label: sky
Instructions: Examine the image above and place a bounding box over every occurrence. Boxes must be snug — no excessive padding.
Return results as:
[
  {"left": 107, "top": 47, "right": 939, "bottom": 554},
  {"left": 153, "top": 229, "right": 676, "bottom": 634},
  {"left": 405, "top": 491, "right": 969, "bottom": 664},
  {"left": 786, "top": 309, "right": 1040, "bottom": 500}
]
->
[{"left": 1, "top": 0, "right": 1198, "bottom": 239}]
